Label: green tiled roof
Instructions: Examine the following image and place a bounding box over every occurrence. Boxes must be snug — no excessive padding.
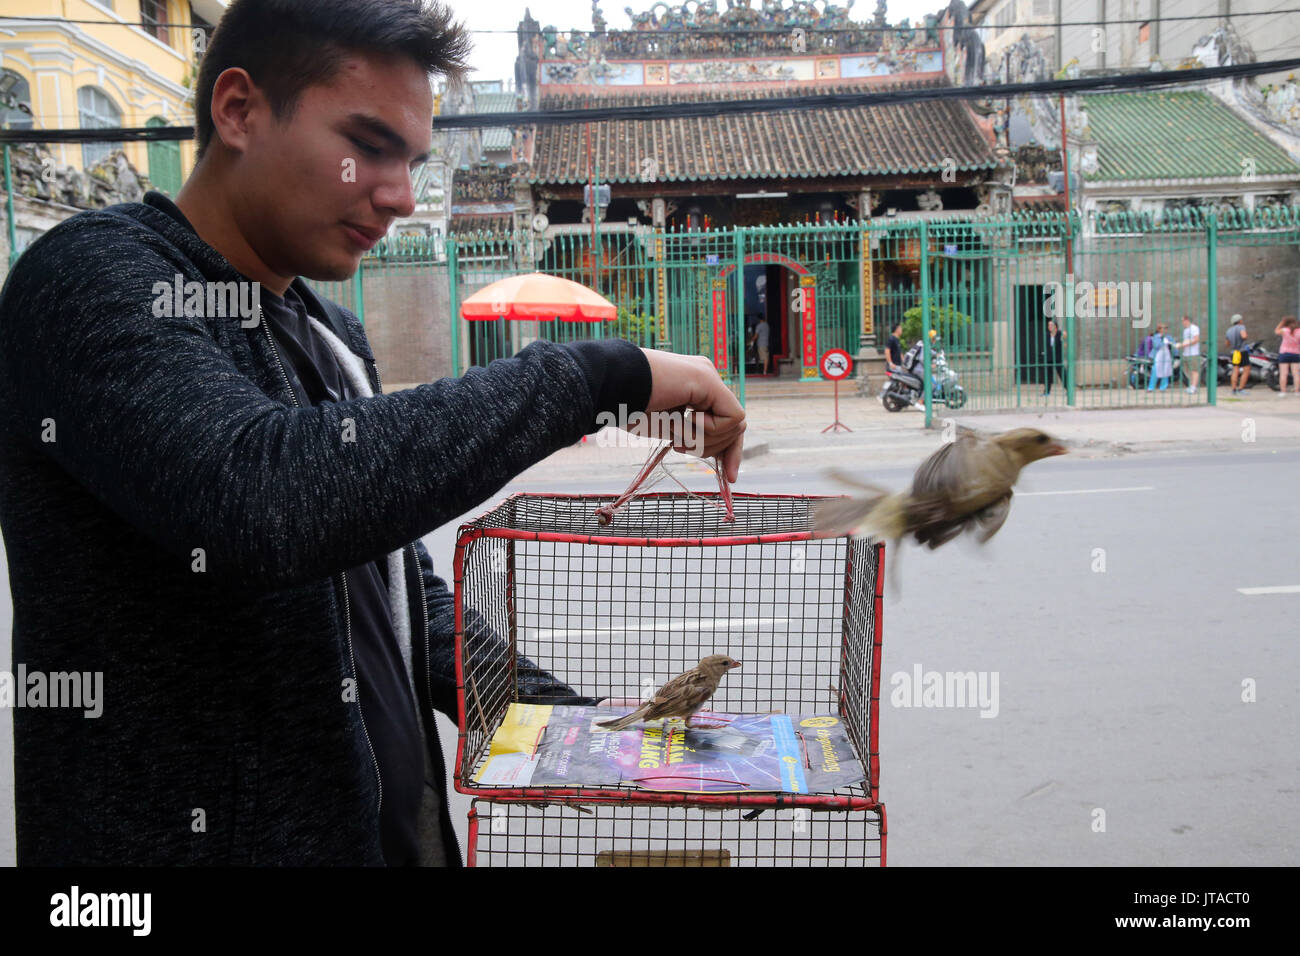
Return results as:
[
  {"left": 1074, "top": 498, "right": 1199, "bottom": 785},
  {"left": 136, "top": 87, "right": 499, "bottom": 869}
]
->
[
  {"left": 481, "top": 128, "right": 514, "bottom": 151},
  {"left": 474, "top": 91, "right": 516, "bottom": 153},
  {"left": 473, "top": 92, "right": 517, "bottom": 114},
  {"left": 1082, "top": 90, "right": 1300, "bottom": 182}
]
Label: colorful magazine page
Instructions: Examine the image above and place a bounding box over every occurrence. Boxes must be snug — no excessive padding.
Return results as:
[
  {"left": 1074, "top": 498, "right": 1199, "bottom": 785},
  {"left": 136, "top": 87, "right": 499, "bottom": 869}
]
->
[{"left": 474, "top": 704, "right": 864, "bottom": 794}]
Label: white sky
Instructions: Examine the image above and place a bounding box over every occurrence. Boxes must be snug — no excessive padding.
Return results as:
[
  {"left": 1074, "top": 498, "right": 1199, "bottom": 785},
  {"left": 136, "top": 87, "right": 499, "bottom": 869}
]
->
[{"left": 450, "top": 0, "right": 946, "bottom": 85}]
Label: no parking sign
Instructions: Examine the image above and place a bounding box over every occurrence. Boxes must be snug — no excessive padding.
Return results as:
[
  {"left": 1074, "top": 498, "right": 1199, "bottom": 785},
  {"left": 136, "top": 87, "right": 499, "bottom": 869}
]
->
[
  {"left": 819, "top": 349, "right": 853, "bottom": 433},
  {"left": 820, "top": 349, "right": 853, "bottom": 381}
]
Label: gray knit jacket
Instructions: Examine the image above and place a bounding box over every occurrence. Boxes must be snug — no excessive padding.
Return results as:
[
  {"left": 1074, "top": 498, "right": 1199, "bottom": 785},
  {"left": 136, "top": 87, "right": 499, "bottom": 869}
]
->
[{"left": 0, "top": 191, "right": 651, "bottom": 865}]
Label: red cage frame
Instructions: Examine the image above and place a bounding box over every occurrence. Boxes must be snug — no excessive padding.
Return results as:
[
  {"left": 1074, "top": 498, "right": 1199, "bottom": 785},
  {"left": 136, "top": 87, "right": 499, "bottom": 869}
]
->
[{"left": 451, "top": 491, "right": 886, "bottom": 816}]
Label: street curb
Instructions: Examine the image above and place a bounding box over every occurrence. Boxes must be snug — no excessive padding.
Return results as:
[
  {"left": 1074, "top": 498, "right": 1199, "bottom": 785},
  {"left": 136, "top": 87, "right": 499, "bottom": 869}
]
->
[{"left": 743, "top": 439, "right": 770, "bottom": 460}]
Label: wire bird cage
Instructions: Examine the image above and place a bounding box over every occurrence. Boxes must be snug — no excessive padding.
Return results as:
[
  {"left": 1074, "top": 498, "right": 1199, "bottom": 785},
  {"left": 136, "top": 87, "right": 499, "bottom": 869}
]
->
[{"left": 452, "top": 490, "right": 886, "bottom": 866}]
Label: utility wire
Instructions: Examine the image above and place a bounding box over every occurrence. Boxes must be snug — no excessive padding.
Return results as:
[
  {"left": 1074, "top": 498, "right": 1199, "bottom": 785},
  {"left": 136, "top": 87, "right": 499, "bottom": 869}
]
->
[
  {"left": 3, "top": 57, "right": 1297, "bottom": 143},
  {"left": 4, "top": 9, "right": 1300, "bottom": 32}
]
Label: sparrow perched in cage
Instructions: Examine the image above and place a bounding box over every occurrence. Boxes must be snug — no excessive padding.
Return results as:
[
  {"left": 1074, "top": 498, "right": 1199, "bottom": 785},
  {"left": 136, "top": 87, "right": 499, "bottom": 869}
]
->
[
  {"left": 813, "top": 427, "right": 1067, "bottom": 549},
  {"left": 595, "top": 654, "right": 742, "bottom": 732}
]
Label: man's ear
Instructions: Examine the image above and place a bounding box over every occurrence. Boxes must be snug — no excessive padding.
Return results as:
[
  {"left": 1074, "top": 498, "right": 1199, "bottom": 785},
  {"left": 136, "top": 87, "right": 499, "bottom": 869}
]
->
[{"left": 208, "top": 67, "right": 261, "bottom": 156}]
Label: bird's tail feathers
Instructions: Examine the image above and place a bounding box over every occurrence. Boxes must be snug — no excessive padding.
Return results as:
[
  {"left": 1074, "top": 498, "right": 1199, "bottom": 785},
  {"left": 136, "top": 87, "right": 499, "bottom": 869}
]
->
[
  {"left": 596, "top": 706, "right": 646, "bottom": 732},
  {"left": 813, "top": 490, "right": 911, "bottom": 542}
]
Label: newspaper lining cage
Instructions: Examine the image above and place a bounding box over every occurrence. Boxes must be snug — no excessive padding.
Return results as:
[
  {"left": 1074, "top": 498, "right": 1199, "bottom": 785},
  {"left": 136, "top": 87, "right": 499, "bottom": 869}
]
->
[{"left": 452, "top": 488, "right": 886, "bottom": 866}]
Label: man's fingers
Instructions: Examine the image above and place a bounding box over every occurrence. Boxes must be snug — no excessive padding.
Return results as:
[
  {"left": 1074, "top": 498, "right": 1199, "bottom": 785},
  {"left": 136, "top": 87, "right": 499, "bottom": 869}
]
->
[{"left": 717, "top": 434, "right": 744, "bottom": 484}]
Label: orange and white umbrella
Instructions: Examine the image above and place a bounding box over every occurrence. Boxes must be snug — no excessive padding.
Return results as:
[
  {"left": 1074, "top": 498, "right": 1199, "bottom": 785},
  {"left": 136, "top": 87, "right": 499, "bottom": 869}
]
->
[{"left": 460, "top": 272, "right": 615, "bottom": 323}]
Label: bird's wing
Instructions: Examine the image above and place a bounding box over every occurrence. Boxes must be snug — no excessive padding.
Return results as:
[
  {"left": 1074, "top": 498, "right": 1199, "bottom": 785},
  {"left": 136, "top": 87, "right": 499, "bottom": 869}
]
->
[
  {"left": 644, "top": 665, "right": 717, "bottom": 717},
  {"left": 908, "top": 435, "right": 1014, "bottom": 547},
  {"left": 971, "top": 493, "right": 1013, "bottom": 543},
  {"left": 910, "top": 434, "right": 980, "bottom": 501}
]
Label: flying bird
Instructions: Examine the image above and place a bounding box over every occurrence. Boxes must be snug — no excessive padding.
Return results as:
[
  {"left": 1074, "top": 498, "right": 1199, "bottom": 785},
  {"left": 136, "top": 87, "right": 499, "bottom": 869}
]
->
[
  {"left": 813, "top": 427, "right": 1067, "bottom": 551},
  {"left": 595, "top": 654, "right": 742, "bottom": 732}
]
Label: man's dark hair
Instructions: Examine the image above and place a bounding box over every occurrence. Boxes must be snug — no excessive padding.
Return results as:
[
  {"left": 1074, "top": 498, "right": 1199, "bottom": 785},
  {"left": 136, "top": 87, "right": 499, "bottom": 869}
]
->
[
  {"left": 891, "top": 322, "right": 902, "bottom": 333},
  {"left": 194, "top": 0, "right": 470, "bottom": 160}
]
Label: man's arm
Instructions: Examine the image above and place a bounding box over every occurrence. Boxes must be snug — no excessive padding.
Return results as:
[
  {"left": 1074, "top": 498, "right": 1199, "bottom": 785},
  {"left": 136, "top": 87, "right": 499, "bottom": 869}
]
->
[
  {"left": 0, "top": 215, "right": 649, "bottom": 590},
  {"left": 413, "top": 536, "right": 597, "bottom": 722}
]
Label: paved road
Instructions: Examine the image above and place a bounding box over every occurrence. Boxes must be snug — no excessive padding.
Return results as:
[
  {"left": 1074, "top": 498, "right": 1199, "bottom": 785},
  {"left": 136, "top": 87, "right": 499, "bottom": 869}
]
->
[{"left": 3, "top": 444, "right": 1297, "bottom": 865}]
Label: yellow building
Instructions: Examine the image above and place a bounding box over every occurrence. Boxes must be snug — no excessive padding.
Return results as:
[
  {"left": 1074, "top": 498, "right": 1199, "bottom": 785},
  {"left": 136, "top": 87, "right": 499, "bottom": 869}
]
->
[{"left": 1, "top": 0, "right": 225, "bottom": 194}]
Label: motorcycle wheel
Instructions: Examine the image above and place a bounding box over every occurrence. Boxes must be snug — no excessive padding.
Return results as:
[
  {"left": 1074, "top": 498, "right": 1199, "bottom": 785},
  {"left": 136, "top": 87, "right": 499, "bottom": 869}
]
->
[
  {"left": 882, "top": 392, "right": 907, "bottom": 412},
  {"left": 1128, "top": 368, "right": 1144, "bottom": 389},
  {"left": 1266, "top": 365, "right": 1280, "bottom": 391},
  {"left": 946, "top": 386, "right": 967, "bottom": 409}
]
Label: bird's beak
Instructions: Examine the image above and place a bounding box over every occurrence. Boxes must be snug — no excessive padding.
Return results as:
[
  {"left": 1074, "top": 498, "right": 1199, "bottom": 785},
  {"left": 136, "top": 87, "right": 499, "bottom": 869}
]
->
[
  {"left": 1046, "top": 442, "right": 1068, "bottom": 457},
  {"left": 731, "top": 660, "right": 742, "bottom": 668}
]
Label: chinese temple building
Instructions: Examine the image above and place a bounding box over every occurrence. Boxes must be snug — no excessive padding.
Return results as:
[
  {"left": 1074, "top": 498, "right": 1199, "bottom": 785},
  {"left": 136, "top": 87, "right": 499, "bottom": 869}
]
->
[{"left": 497, "top": 1, "right": 1013, "bottom": 379}]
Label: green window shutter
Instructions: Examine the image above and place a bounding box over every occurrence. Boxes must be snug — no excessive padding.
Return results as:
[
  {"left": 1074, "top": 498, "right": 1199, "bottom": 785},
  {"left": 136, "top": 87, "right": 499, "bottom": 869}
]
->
[{"left": 146, "top": 117, "right": 182, "bottom": 196}]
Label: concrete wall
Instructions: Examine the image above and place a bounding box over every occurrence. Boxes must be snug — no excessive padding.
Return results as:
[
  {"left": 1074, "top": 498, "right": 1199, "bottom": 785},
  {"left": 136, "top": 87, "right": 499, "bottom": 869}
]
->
[
  {"left": 977, "top": 230, "right": 1299, "bottom": 391},
  {"left": 1059, "top": 0, "right": 1298, "bottom": 80},
  {"left": 361, "top": 263, "right": 454, "bottom": 388}
]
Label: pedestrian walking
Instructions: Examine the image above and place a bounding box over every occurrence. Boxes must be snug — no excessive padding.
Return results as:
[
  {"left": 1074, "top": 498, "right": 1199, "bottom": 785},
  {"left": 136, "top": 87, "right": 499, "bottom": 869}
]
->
[
  {"left": 1043, "top": 319, "right": 1065, "bottom": 395},
  {"left": 1275, "top": 316, "right": 1300, "bottom": 396}
]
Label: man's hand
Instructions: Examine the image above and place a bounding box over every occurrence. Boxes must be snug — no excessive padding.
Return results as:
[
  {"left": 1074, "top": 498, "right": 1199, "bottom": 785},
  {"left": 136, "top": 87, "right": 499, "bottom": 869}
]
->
[{"left": 636, "top": 350, "right": 746, "bottom": 483}]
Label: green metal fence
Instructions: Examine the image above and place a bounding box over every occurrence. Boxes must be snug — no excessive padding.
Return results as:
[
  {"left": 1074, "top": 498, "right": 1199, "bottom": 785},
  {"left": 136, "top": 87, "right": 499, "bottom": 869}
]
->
[{"left": 356, "top": 207, "right": 1300, "bottom": 418}]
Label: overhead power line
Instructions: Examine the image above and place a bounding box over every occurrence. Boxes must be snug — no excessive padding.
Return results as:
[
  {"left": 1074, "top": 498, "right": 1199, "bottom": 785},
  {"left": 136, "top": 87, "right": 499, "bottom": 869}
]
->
[
  {"left": 4, "top": 8, "right": 1300, "bottom": 32},
  {"left": 436, "top": 58, "right": 1300, "bottom": 130},
  {"left": 2, "top": 57, "right": 1297, "bottom": 144}
]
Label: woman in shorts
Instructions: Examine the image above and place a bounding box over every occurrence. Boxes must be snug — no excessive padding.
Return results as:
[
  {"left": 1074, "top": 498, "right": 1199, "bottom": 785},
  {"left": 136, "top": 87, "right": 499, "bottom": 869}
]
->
[{"left": 1274, "top": 316, "right": 1300, "bottom": 396}]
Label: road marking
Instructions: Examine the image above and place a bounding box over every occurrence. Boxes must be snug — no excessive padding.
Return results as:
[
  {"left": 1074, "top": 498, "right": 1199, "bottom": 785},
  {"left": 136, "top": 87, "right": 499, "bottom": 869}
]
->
[
  {"left": 532, "top": 617, "right": 791, "bottom": 639},
  {"left": 1019, "top": 485, "right": 1154, "bottom": 496},
  {"left": 769, "top": 442, "right": 940, "bottom": 455},
  {"left": 1236, "top": 585, "right": 1300, "bottom": 595}
]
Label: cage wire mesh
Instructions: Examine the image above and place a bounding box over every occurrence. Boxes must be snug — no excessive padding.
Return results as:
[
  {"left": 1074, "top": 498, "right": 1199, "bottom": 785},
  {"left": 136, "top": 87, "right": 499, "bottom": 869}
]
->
[
  {"left": 469, "top": 801, "right": 887, "bottom": 867},
  {"left": 452, "top": 491, "right": 885, "bottom": 866}
]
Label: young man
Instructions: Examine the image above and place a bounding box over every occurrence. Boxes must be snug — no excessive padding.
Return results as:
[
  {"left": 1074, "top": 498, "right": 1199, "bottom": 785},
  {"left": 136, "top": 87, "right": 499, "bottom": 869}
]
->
[
  {"left": 0, "top": 0, "right": 744, "bottom": 866},
  {"left": 885, "top": 322, "right": 903, "bottom": 374},
  {"left": 1173, "top": 314, "right": 1201, "bottom": 393},
  {"left": 1226, "top": 314, "right": 1251, "bottom": 395}
]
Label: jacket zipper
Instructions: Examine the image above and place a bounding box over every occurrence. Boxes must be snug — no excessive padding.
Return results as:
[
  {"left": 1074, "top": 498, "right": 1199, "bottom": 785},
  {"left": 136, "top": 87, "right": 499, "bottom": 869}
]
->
[
  {"left": 378, "top": 353, "right": 461, "bottom": 861},
  {"left": 372, "top": 363, "right": 433, "bottom": 761},
  {"left": 260, "top": 307, "right": 384, "bottom": 822},
  {"left": 374, "top": 341, "right": 459, "bottom": 861}
]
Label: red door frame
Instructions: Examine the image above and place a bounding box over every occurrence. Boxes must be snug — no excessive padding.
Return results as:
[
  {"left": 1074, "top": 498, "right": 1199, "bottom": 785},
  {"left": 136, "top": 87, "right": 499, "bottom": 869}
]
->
[{"left": 715, "top": 253, "right": 816, "bottom": 379}]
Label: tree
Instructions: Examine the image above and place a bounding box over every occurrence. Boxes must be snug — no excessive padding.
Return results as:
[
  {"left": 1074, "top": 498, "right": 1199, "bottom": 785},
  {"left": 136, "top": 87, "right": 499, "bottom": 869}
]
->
[{"left": 900, "top": 303, "right": 973, "bottom": 347}]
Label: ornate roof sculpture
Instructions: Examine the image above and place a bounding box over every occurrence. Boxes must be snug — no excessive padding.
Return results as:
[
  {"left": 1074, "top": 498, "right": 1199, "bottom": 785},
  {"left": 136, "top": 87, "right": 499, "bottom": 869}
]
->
[
  {"left": 539, "top": 0, "right": 939, "bottom": 64},
  {"left": 518, "top": 2, "right": 997, "bottom": 193}
]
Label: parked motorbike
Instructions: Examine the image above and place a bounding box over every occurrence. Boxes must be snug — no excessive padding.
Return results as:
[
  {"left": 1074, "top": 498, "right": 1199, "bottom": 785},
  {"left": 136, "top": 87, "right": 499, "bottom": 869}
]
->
[
  {"left": 1126, "top": 350, "right": 1186, "bottom": 389},
  {"left": 1215, "top": 341, "right": 1275, "bottom": 388},
  {"left": 880, "top": 341, "right": 967, "bottom": 411}
]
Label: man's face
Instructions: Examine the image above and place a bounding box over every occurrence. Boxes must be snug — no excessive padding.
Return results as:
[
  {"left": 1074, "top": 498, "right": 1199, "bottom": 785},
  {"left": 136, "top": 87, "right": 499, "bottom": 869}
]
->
[{"left": 232, "top": 52, "right": 433, "bottom": 282}]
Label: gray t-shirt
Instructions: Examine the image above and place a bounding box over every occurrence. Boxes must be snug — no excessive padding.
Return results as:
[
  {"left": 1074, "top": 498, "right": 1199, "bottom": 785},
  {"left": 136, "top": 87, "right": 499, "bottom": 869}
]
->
[
  {"left": 1227, "top": 324, "right": 1249, "bottom": 353},
  {"left": 756, "top": 320, "right": 770, "bottom": 350}
]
